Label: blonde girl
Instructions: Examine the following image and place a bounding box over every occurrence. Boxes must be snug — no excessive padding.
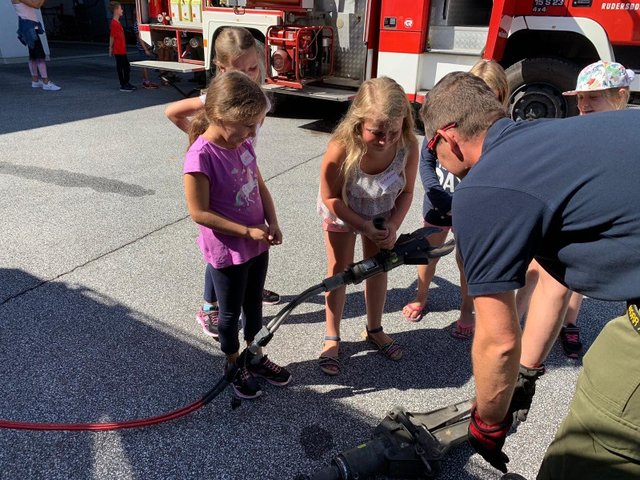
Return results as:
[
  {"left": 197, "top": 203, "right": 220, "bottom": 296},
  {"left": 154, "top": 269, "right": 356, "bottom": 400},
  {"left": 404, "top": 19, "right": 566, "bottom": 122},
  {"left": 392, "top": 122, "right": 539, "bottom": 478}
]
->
[
  {"left": 166, "top": 27, "right": 263, "bottom": 132},
  {"left": 403, "top": 60, "right": 509, "bottom": 341},
  {"left": 183, "top": 71, "right": 290, "bottom": 399},
  {"left": 168, "top": 27, "right": 280, "bottom": 338},
  {"left": 317, "top": 77, "right": 419, "bottom": 375}
]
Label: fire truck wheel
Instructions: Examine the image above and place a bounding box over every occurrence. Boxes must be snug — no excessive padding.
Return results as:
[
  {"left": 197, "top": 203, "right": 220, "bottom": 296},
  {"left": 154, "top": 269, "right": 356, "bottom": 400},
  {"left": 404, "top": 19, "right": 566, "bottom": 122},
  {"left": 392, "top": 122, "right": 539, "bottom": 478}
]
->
[{"left": 506, "top": 58, "right": 580, "bottom": 121}]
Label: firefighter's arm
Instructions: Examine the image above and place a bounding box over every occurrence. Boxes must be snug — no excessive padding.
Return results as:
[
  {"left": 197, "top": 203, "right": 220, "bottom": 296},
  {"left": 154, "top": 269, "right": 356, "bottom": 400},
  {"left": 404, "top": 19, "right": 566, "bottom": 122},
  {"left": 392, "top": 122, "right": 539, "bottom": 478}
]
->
[
  {"left": 319, "top": 141, "right": 386, "bottom": 242},
  {"left": 184, "top": 172, "right": 269, "bottom": 243},
  {"left": 382, "top": 136, "right": 418, "bottom": 249},
  {"left": 256, "top": 168, "right": 282, "bottom": 245},
  {"left": 165, "top": 97, "right": 206, "bottom": 134},
  {"left": 472, "top": 292, "right": 521, "bottom": 424}
]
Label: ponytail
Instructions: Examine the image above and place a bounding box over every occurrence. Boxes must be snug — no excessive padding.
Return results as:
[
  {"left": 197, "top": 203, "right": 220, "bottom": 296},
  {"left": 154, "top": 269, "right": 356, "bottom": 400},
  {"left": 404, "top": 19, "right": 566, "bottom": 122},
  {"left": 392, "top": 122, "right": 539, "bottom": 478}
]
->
[{"left": 188, "top": 110, "right": 209, "bottom": 147}]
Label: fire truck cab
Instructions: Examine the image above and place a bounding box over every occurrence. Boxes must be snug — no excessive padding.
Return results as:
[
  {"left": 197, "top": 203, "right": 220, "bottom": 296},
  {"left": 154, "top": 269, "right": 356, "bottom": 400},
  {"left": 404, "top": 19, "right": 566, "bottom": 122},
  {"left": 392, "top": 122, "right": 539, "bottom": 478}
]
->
[{"left": 136, "top": 0, "right": 640, "bottom": 119}]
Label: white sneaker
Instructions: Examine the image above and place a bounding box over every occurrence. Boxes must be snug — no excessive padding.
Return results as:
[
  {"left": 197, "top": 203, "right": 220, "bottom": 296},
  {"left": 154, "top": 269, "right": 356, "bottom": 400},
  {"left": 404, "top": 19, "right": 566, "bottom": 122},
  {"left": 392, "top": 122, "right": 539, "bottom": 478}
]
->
[
  {"left": 32, "top": 80, "right": 43, "bottom": 88},
  {"left": 42, "top": 82, "right": 61, "bottom": 91}
]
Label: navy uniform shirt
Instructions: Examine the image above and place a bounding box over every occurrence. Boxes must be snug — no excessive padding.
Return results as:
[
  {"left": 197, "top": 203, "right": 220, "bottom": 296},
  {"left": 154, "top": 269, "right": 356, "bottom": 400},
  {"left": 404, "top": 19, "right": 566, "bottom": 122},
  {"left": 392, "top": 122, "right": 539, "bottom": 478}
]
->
[{"left": 453, "top": 109, "right": 640, "bottom": 301}]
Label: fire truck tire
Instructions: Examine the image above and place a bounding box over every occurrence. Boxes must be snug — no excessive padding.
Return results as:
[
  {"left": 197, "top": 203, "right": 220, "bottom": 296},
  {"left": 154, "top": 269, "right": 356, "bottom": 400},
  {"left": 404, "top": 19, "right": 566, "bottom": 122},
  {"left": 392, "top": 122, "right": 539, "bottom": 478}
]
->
[{"left": 506, "top": 58, "right": 580, "bottom": 120}]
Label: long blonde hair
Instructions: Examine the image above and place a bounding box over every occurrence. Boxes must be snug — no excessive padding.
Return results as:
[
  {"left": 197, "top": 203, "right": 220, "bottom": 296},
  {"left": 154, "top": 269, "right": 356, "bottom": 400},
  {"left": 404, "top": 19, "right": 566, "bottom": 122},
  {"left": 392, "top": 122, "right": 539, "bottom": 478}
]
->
[
  {"left": 188, "top": 71, "right": 268, "bottom": 146},
  {"left": 470, "top": 60, "right": 509, "bottom": 107},
  {"left": 331, "top": 77, "right": 415, "bottom": 191},
  {"left": 214, "top": 27, "right": 264, "bottom": 83}
]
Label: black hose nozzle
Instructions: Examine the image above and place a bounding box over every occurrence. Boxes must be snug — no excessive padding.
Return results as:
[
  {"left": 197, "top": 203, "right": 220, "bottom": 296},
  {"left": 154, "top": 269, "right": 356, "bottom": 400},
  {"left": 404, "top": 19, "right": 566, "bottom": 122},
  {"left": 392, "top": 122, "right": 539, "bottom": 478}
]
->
[{"left": 372, "top": 217, "right": 386, "bottom": 231}]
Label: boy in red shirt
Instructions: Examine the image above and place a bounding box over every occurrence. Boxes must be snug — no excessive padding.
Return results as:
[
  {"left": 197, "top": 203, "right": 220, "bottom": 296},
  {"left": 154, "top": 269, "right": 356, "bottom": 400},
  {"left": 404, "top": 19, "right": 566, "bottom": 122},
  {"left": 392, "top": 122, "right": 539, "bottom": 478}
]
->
[{"left": 109, "top": 1, "right": 135, "bottom": 92}]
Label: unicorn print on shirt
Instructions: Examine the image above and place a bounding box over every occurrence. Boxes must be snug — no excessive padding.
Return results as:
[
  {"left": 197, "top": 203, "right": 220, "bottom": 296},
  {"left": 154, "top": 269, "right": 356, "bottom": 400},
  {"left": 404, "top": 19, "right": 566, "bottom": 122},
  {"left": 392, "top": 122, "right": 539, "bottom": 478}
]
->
[{"left": 235, "top": 167, "right": 257, "bottom": 208}]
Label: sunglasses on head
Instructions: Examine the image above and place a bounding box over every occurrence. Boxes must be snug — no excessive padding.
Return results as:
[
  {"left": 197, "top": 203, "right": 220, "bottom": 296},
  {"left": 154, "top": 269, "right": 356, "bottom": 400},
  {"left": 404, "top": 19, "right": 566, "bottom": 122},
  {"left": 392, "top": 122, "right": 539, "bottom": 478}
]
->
[{"left": 427, "top": 122, "right": 457, "bottom": 156}]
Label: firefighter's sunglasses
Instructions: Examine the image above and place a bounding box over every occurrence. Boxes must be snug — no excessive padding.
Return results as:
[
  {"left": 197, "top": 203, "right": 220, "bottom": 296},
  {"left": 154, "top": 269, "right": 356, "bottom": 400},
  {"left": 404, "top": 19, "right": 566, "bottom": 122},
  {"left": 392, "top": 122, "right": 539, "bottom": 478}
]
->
[{"left": 427, "top": 122, "right": 457, "bottom": 156}]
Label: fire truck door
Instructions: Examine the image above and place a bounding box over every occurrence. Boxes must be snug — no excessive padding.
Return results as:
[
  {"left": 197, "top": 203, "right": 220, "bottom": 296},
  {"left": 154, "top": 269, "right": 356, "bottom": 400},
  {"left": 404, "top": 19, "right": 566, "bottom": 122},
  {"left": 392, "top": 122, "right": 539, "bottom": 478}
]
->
[
  {"left": 484, "top": 0, "right": 517, "bottom": 61},
  {"left": 377, "top": 0, "right": 430, "bottom": 96}
]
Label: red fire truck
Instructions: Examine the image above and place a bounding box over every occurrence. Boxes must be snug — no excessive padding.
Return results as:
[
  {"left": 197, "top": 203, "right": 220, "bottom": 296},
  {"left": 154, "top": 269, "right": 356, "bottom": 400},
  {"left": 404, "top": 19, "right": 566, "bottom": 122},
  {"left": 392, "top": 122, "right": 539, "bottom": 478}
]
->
[{"left": 135, "top": 0, "right": 639, "bottom": 119}]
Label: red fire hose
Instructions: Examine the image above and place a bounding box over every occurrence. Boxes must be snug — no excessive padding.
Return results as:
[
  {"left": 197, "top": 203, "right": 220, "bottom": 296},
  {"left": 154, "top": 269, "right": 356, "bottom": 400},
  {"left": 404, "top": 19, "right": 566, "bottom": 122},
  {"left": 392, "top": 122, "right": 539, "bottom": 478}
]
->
[{"left": 0, "top": 376, "right": 226, "bottom": 431}]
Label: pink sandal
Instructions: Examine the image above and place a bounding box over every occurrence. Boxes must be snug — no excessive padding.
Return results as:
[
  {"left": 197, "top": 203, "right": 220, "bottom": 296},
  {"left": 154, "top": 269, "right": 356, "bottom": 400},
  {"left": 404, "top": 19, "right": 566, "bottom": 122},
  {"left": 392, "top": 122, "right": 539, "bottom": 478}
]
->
[
  {"left": 402, "top": 303, "right": 427, "bottom": 322},
  {"left": 450, "top": 319, "right": 474, "bottom": 339}
]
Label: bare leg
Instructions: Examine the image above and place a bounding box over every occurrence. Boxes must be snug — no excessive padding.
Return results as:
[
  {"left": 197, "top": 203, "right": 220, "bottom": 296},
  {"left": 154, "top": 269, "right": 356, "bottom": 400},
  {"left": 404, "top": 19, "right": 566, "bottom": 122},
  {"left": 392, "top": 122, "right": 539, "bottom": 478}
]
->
[
  {"left": 28, "top": 60, "right": 39, "bottom": 82},
  {"left": 36, "top": 60, "right": 49, "bottom": 83},
  {"left": 361, "top": 236, "right": 402, "bottom": 363},
  {"left": 402, "top": 228, "right": 448, "bottom": 319},
  {"left": 321, "top": 231, "right": 356, "bottom": 360},
  {"left": 564, "top": 292, "right": 584, "bottom": 327},
  {"left": 362, "top": 235, "right": 391, "bottom": 343},
  {"left": 456, "top": 251, "right": 475, "bottom": 326},
  {"left": 516, "top": 261, "right": 541, "bottom": 321},
  {"left": 521, "top": 267, "right": 571, "bottom": 367}
]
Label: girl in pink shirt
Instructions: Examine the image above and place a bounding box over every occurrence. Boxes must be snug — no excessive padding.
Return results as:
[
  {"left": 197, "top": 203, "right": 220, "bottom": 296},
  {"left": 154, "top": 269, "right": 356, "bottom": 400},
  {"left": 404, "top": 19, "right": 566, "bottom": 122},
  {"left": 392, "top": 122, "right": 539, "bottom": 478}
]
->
[
  {"left": 166, "top": 27, "right": 281, "bottom": 338},
  {"left": 183, "top": 71, "right": 290, "bottom": 400}
]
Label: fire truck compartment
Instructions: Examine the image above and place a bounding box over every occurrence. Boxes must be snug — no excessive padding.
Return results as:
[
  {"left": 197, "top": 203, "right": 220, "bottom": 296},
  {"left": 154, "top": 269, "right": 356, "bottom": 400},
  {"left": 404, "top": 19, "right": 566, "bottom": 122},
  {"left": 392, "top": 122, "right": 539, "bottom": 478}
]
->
[
  {"left": 428, "top": 26, "right": 488, "bottom": 55},
  {"left": 262, "top": 83, "right": 355, "bottom": 102}
]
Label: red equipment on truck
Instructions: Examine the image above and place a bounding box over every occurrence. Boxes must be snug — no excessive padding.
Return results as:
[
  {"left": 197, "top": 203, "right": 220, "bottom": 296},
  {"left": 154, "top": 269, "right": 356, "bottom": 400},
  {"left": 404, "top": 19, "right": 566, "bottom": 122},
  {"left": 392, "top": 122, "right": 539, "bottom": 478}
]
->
[{"left": 135, "top": 0, "right": 639, "bottom": 119}]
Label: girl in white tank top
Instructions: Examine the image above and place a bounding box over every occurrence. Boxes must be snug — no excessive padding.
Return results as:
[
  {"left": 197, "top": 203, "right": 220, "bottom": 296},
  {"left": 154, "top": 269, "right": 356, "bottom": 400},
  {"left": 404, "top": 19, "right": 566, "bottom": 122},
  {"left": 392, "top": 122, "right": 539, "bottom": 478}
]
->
[{"left": 317, "top": 77, "right": 419, "bottom": 376}]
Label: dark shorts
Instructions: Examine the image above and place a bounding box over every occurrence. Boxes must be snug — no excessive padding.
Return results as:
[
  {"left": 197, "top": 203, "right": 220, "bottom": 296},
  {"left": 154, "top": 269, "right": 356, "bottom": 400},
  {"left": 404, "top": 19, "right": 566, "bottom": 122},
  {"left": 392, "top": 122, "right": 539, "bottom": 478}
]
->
[{"left": 28, "top": 37, "right": 46, "bottom": 60}]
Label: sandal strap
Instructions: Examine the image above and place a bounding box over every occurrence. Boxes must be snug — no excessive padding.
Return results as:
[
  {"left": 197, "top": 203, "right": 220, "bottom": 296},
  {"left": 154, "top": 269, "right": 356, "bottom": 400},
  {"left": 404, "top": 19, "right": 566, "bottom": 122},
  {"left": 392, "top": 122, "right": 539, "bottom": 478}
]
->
[
  {"left": 363, "top": 330, "right": 403, "bottom": 361},
  {"left": 319, "top": 355, "right": 341, "bottom": 366},
  {"left": 365, "top": 326, "right": 383, "bottom": 334},
  {"left": 379, "top": 341, "right": 402, "bottom": 358},
  {"left": 324, "top": 335, "right": 341, "bottom": 342},
  {"left": 319, "top": 355, "right": 341, "bottom": 375}
]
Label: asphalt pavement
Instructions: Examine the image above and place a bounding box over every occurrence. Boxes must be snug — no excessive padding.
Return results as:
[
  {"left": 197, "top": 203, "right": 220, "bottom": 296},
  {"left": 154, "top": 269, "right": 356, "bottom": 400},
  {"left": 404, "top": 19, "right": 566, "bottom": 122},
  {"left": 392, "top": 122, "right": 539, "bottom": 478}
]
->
[{"left": 0, "top": 45, "right": 624, "bottom": 480}]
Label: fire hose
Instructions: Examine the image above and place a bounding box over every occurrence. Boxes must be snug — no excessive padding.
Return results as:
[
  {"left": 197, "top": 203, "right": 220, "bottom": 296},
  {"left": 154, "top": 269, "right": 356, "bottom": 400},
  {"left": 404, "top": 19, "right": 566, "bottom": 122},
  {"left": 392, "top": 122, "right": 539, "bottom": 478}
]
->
[{"left": 0, "top": 226, "right": 454, "bottom": 433}]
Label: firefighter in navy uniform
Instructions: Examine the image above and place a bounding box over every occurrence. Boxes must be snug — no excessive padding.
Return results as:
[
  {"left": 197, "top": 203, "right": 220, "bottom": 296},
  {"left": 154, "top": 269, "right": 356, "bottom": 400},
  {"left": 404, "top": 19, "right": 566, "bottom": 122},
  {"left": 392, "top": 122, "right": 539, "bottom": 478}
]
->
[{"left": 421, "top": 71, "right": 640, "bottom": 479}]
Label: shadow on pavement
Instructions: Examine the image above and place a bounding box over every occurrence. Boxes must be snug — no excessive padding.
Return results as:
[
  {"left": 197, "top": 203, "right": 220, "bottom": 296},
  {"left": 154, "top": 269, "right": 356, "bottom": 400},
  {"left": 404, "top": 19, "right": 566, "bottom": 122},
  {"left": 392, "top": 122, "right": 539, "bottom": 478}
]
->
[
  {"left": 0, "top": 47, "right": 186, "bottom": 135},
  {"left": 274, "top": 274, "right": 462, "bottom": 324},
  {"left": 0, "top": 41, "right": 349, "bottom": 136},
  {"left": 0, "top": 268, "right": 479, "bottom": 479}
]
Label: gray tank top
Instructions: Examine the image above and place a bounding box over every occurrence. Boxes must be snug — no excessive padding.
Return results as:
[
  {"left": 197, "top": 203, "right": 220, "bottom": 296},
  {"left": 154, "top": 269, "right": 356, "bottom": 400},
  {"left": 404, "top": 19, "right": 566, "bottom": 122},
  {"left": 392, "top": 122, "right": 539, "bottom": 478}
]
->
[{"left": 318, "top": 147, "right": 407, "bottom": 228}]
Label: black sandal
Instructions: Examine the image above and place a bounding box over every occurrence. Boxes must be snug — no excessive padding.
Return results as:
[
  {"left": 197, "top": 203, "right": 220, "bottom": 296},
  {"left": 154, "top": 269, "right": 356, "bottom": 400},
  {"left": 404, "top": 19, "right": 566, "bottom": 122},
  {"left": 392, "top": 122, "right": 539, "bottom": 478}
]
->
[
  {"left": 319, "top": 335, "right": 341, "bottom": 376},
  {"left": 362, "top": 326, "right": 403, "bottom": 361}
]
